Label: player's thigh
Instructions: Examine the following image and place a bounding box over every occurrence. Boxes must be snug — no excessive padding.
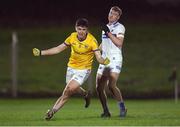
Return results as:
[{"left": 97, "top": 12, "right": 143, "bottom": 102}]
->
[
  {"left": 96, "top": 73, "right": 109, "bottom": 89},
  {"left": 63, "top": 79, "right": 80, "bottom": 95},
  {"left": 67, "top": 79, "right": 80, "bottom": 91},
  {"left": 110, "top": 72, "right": 119, "bottom": 81},
  {"left": 108, "top": 72, "right": 120, "bottom": 88}
]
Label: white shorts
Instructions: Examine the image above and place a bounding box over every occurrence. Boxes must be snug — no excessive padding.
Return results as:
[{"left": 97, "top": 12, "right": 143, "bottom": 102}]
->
[
  {"left": 66, "top": 67, "right": 91, "bottom": 85},
  {"left": 97, "top": 61, "right": 122, "bottom": 75}
]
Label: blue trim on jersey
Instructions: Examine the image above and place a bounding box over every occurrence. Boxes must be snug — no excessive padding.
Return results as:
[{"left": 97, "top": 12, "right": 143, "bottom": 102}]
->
[
  {"left": 109, "top": 22, "right": 119, "bottom": 28},
  {"left": 93, "top": 49, "right": 100, "bottom": 52},
  {"left": 102, "top": 33, "right": 117, "bottom": 39},
  {"left": 102, "top": 37, "right": 109, "bottom": 39},
  {"left": 102, "top": 34, "right": 109, "bottom": 38},
  {"left": 113, "top": 23, "right": 119, "bottom": 28},
  {"left": 112, "top": 21, "right": 118, "bottom": 26}
]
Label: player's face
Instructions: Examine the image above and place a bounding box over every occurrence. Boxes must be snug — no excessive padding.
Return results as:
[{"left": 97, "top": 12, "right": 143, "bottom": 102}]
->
[
  {"left": 108, "top": 9, "right": 120, "bottom": 23},
  {"left": 76, "top": 26, "right": 88, "bottom": 40}
]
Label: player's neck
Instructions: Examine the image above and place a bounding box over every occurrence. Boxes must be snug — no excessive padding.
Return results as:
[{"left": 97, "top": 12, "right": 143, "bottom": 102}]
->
[
  {"left": 108, "top": 21, "right": 118, "bottom": 26},
  {"left": 77, "top": 35, "right": 87, "bottom": 42}
]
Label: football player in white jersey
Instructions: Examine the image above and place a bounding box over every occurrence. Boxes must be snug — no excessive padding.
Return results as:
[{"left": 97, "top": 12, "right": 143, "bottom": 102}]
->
[{"left": 96, "top": 6, "right": 127, "bottom": 117}]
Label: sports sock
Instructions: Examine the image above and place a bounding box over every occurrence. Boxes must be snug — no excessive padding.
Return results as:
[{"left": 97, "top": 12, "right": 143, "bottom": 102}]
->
[{"left": 118, "top": 102, "right": 125, "bottom": 110}]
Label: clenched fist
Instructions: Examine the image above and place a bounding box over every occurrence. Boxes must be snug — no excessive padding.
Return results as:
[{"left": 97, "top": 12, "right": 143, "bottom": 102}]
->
[
  {"left": 103, "top": 57, "right": 110, "bottom": 65},
  {"left": 32, "top": 48, "right": 41, "bottom": 56}
]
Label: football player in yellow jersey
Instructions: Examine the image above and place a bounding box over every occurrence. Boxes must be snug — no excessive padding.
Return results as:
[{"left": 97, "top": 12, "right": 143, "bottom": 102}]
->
[{"left": 32, "top": 18, "right": 110, "bottom": 120}]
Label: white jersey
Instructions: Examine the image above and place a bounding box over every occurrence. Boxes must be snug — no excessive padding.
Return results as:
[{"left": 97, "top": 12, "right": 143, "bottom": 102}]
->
[{"left": 101, "top": 22, "right": 125, "bottom": 61}]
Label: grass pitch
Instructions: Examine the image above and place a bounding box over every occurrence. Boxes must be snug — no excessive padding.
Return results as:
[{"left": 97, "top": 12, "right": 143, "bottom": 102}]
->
[{"left": 0, "top": 98, "right": 180, "bottom": 126}]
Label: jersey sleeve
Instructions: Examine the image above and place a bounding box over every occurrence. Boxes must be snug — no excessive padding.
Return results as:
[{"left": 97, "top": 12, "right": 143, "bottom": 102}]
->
[
  {"left": 64, "top": 34, "right": 71, "bottom": 46},
  {"left": 91, "top": 38, "right": 99, "bottom": 51},
  {"left": 116, "top": 24, "right": 125, "bottom": 38}
]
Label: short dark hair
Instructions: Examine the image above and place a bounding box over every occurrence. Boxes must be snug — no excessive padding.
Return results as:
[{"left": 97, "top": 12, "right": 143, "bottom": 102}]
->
[
  {"left": 111, "top": 6, "right": 122, "bottom": 16},
  {"left": 75, "top": 18, "right": 89, "bottom": 27}
]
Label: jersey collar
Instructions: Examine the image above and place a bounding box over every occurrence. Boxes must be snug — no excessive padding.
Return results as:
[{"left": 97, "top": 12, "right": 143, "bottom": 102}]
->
[{"left": 108, "top": 21, "right": 118, "bottom": 27}]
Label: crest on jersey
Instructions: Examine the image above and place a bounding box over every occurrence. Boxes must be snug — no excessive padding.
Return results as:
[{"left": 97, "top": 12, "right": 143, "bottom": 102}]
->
[{"left": 84, "top": 45, "right": 88, "bottom": 48}]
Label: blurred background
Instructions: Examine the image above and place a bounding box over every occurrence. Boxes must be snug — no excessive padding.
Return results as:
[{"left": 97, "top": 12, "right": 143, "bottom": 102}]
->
[{"left": 0, "top": 0, "right": 180, "bottom": 99}]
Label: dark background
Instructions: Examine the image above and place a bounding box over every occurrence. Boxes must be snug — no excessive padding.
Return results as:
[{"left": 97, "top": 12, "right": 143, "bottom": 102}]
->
[
  {"left": 0, "top": 0, "right": 180, "bottom": 98},
  {"left": 0, "top": 0, "right": 180, "bottom": 27}
]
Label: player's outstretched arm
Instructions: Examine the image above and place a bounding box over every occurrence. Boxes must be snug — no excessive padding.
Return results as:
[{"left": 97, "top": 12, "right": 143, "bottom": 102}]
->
[
  {"left": 32, "top": 43, "right": 68, "bottom": 56},
  {"left": 94, "top": 50, "right": 110, "bottom": 65}
]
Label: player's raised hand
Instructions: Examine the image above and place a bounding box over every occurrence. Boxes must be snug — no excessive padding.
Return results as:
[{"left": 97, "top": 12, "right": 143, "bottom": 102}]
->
[
  {"left": 102, "top": 24, "right": 110, "bottom": 34},
  {"left": 33, "top": 48, "right": 41, "bottom": 56},
  {"left": 103, "top": 57, "right": 110, "bottom": 65}
]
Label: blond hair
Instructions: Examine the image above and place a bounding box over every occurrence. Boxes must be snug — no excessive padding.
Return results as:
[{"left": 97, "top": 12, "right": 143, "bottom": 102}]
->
[{"left": 111, "top": 6, "right": 122, "bottom": 16}]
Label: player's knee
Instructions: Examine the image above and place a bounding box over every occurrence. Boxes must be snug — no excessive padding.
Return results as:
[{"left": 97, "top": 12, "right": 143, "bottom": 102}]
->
[
  {"left": 64, "top": 87, "right": 74, "bottom": 96},
  {"left": 96, "top": 83, "right": 105, "bottom": 94},
  {"left": 108, "top": 84, "right": 118, "bottom": 93},
  {"left": 96, "top": 78, "right": 101, "bottom": 89},
  {"left": 109, "top": 73, "right": 118, "bottom": 80},
  {"left": 108, "top": 85, "right": 114, "bottom": 92},
  {"left": 109, "top": 77, "right": 117, "bottom": 86},
  {"left": 96, "top": 84, "right": 101, "bottom": 92}
]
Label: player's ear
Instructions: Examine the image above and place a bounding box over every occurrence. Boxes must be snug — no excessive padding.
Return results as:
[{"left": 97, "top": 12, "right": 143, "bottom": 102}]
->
[
  {"left": 85, "top": 27, "right": 88, "bottom": 32},
  {"left": 75, "top": 26, "right": 78, "bottom": 31},
  {"left": 118, "top": 15, "right": 120, "bottom": 19}
]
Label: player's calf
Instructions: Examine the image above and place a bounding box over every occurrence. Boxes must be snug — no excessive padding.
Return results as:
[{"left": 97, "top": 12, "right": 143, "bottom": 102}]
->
[{"left": 84, "top": 90, "right": 91, "bottom": 108}]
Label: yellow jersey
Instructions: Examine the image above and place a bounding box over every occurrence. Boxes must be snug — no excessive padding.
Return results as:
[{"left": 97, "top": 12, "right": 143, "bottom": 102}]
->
[{"left": 64, "top": 32, "right": 99, "bottom": 69}]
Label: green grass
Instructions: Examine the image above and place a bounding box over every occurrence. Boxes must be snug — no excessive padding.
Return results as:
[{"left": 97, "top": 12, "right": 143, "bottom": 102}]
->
[{"left": 0, "top": 98, "right": 180, "bottom": 126}]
